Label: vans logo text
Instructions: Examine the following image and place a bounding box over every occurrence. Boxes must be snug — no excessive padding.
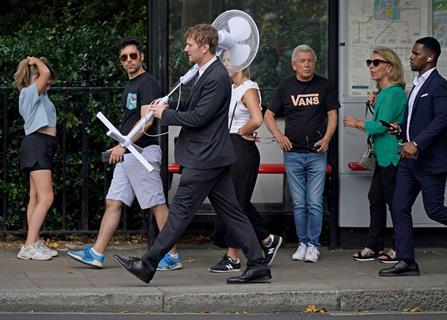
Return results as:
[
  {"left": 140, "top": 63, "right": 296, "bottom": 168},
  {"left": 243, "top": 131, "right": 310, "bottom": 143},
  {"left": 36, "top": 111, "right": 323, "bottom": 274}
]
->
[{"left": 291, "top": 94, "right": 320, "bottom": 107}]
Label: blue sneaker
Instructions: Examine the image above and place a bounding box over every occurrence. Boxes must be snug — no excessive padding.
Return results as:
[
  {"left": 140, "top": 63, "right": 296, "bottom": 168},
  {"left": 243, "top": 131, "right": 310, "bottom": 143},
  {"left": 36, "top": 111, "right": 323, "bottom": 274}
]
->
[
  {"left": 68, "top": 245, "right": 104, "bottom": 268},
  {"left": 157, "top": 253, "right": 182, "bottom": 271}
]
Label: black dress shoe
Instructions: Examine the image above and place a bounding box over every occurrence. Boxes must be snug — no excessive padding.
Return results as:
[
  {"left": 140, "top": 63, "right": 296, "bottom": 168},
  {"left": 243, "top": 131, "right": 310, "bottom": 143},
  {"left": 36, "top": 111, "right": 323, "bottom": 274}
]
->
[
  {"left": 226, "top": 265, "right": 271, "bottom": 284},
  {"left": 379, "top": 260, "right": 420, "bottom": 277},
  {"left": 113, "top": 255, "right": 155, "bottom": 284}
]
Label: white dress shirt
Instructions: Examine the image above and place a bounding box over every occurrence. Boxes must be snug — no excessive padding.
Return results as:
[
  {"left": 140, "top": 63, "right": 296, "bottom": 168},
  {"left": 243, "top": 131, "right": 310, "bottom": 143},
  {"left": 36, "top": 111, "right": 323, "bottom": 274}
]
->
[
  {"left": 406, "top": 67, "right": 436, "bottom": 141},
  {"left": 198, "top": 56, "right": 217, "bottom": 79}
]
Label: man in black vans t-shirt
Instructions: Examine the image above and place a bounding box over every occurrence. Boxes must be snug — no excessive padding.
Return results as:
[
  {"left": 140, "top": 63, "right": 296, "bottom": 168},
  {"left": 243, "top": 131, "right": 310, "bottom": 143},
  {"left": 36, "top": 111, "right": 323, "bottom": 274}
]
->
[{"left": 265, "top": 44, "right": 339, "bottom": 263}]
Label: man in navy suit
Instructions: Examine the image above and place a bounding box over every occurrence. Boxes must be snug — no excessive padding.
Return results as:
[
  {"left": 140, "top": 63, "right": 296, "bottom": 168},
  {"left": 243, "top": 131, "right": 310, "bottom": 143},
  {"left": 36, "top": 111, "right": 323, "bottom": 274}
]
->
[
  {"left": 113, "top": 24, "right": 271, "bottom": 284},
  {"left": 380, "top": 37, "right": 447, "bottom": 277}
]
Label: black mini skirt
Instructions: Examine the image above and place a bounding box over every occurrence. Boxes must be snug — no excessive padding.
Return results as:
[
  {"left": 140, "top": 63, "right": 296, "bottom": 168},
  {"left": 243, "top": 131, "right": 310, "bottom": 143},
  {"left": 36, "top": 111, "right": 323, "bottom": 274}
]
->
[{"left": 19, "top": 132, "right": 57, "bottom": 172}]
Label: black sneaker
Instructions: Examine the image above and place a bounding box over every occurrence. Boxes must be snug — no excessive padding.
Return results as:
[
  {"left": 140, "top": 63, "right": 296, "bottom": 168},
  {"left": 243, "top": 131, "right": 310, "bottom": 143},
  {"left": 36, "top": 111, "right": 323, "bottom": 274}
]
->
[
  {"left": 209, "top": 255, "right": 241, "bottom": 273},
  {"left": 263, "top": 234, "right": 283, "bottom": 265}
]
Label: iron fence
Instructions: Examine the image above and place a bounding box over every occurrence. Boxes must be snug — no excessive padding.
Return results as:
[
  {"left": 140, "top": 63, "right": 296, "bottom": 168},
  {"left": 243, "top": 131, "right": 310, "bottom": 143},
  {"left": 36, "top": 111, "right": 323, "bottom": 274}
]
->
[{"left": 0, "top": 85, "right": 333, "bottom": 246}]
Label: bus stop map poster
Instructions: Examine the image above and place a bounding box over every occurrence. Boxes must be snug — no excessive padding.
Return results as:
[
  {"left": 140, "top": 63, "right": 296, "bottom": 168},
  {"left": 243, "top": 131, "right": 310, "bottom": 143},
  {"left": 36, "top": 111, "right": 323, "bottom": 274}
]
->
[{"left": 347, "top": 0, "right": 429, "bottom": 96}]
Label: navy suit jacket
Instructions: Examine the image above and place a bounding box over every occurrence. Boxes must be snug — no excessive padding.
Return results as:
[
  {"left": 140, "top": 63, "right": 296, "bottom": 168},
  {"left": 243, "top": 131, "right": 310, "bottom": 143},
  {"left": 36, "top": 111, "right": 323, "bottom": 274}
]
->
[
  {"left": 160, "top": 59, "right": 235, "bottom": 169},
  {"left": 401, "top": 69, "right": 447, "bottom": 174}
]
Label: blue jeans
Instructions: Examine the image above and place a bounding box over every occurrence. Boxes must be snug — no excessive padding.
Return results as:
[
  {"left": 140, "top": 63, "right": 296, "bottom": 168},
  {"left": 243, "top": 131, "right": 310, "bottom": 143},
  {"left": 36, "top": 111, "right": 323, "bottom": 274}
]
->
[{"left": 284, "top": 151, "right": 327, "bottom": 248}]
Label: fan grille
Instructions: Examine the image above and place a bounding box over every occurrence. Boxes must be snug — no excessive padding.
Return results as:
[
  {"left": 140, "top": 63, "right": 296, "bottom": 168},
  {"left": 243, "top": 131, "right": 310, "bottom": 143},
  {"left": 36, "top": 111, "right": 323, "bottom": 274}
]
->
[{"left": 212, "top": 10, "right": 259, "bottom": 72}]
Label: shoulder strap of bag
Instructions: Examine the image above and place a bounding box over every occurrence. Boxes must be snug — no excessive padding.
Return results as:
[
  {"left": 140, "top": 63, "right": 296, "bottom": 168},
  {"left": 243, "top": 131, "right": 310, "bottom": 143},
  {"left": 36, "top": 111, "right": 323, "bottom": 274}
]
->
[{"left": 228, "top": 81, "right": 255, "bottom": 131}]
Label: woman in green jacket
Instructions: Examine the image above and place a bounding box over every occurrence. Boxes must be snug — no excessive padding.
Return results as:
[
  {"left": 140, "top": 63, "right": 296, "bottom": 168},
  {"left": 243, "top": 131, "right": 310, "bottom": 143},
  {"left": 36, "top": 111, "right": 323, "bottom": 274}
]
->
[{"left": 344, "top": 46, "right": 407, "bottom": 263}]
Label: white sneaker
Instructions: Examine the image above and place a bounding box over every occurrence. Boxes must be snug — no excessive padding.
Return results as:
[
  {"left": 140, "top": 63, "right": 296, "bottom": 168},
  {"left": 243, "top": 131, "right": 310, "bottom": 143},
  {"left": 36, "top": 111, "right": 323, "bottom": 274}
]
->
[
  {"left": 17, "top": 243, "right": 52, "bottom": 261},
  {"left": 304, "top": 244, "right": 320, "bottom": 263},
  {"left": 292, "top": 243, "right": 307, "bottom": 261},
  {"left": 37, "top": 240, "right": 58, "bottom": 257}
]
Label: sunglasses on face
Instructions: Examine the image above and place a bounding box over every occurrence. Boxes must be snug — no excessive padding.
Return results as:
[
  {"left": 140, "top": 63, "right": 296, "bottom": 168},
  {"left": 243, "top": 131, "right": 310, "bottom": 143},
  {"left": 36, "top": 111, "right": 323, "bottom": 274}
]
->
[
  {"left": 120, "top": 53, "right": 139, "bottom": 62},
  {"left": 366, "top": 59, "right": 390, "bottom": 67}
]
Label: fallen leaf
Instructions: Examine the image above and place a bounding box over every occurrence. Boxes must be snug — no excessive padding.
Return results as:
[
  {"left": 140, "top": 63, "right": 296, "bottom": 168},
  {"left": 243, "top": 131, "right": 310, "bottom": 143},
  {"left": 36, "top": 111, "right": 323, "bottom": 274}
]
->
[
  {"left": 305, "top": 304, "right": 327, "bottom": 313},
  {"left": 404, "top": 306, "right": 422, "bottom": 313},
  {"left": 305, "top": 304, "right": 317, "bottom": 313},
  {"left": 185, "top": 257, "right": 196, "bottom": 263}
]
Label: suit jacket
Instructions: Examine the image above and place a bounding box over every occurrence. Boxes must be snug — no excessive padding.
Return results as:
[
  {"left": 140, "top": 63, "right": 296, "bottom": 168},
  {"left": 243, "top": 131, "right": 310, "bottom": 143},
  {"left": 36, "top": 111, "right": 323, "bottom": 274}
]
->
[
  {"left": 160, "top": 59, "right": 235, "bottom": 169},
  {"left": 401, "top": 69, "right": 447, "bottom": 174}
]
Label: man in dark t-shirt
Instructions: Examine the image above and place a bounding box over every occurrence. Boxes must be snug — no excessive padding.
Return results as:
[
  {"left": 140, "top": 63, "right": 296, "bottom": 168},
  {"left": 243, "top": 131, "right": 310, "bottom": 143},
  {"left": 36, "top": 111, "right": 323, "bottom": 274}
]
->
[
  {"left": 68, "top": 36, "right": 181, "bottom": 271},
  {"left": 265, "top": 44, "right": 339, "bottom": 263},
  {"left": 120, "top": 72, "right": 159, "bottom": 148}
]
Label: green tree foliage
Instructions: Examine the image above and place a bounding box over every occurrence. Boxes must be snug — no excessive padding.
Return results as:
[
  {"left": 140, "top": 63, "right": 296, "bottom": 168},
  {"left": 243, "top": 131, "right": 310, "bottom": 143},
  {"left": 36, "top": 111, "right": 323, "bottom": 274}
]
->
[
  {"left": 0, "top": 0, "right": 149, "bottom": 231},
  {"left": 0, "top": 0, "right": 148, "bottom": 86}
]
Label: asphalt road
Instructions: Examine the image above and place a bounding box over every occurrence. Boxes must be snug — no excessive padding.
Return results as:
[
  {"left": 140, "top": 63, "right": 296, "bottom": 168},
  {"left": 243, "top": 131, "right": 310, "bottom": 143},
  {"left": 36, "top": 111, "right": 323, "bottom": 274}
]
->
[{"left": 1, "top": 313, "right": 447, "bottom": 320}]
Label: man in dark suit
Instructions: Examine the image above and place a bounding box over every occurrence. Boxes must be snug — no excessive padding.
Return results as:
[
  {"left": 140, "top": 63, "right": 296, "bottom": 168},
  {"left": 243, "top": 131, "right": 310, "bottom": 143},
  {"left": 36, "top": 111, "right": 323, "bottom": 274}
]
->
[
  {"left": 379, "top": 37, "right": 447, "bottom": 277},
  {"left": 113, "top": 24, "right": 271, "bottom": 284}
]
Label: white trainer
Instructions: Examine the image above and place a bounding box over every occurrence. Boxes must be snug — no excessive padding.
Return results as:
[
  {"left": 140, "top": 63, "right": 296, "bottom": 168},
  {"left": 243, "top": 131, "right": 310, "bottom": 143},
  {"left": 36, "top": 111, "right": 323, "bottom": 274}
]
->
[
  {"left": 37, "top": 240, "right": 58, "bottom": 257},
  {"left": 17, "top": 243, "right": 52, "bottom": 261},
  {"left": 292, "top": 243, "right": 307, "bottom": 261},
  {"left": 304, "top": 244, "right": 320, "bottom": 263}
]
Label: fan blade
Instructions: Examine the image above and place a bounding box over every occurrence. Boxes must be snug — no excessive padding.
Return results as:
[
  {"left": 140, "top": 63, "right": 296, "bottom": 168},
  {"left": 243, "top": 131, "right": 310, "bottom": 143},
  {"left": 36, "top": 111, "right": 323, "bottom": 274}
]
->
[
  {"left": 228, "top": 16, "right": 251, "bottom": 42},
  {"left": 229, "top": 44, "right": 251, "bottom": 66}
]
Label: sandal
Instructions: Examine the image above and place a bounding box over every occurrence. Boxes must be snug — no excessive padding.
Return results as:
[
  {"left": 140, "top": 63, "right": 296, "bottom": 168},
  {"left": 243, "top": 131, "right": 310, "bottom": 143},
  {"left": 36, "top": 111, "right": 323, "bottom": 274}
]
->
[
  {"left": 378, "top": 249, "right": 398, "bottom": 264},
  {"left": 353, "top": 247, "right": 376, "bottom": 261}
]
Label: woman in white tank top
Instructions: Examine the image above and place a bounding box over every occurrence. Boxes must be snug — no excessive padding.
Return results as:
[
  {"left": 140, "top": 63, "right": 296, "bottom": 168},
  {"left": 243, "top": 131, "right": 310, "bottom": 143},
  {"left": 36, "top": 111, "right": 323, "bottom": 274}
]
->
[{"left": 210, "top": 68, "right": 283, "bottom": 273}]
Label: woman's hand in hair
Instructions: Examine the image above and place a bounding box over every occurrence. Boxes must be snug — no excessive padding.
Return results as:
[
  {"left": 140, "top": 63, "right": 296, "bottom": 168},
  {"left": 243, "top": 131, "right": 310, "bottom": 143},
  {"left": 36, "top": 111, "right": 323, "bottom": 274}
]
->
[
  {"left": 27, "top": 56, "right": 51, "bottom": 93},
  {"left": 27, "top": 56, "right": 39, "bottom": 66}
]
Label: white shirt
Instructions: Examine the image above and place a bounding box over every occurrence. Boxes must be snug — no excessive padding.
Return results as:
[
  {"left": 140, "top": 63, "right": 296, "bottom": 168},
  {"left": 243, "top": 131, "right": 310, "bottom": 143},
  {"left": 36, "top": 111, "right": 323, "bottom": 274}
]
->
[
  {"left": 406, "top": 67, "right": 436, "bottom": 141},
  {"left": 228, "top": 80, "right": 262, "bottom": 133},
  {"left": 198, "top": 56, "right": 217, "bottom": 79}
]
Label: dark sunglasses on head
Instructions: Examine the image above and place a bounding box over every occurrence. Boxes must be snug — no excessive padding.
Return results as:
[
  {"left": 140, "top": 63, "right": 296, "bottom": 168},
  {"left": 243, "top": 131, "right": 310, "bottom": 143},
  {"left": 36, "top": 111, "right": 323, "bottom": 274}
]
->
[
  {"left": 366, "top": 59, "right": 390, "bottom": 67},
  {"left": 120, "top": 53, "right": 138, "bottom": 62}
]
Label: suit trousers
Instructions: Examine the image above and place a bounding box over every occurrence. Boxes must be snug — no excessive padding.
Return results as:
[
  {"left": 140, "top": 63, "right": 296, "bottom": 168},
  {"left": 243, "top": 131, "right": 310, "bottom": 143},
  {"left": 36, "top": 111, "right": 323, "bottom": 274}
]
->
[
  {"left": 392, "top": 158, "right": 447, "bottom": 260},
  {"left": 366, "top": 164, "right": 396, "bottom": 253},
  {"left": 213, "top": 135, "right": 270, "bottom": 248},
  {"left": 141, "top": 165, "right": 266, "bottom": 268}
]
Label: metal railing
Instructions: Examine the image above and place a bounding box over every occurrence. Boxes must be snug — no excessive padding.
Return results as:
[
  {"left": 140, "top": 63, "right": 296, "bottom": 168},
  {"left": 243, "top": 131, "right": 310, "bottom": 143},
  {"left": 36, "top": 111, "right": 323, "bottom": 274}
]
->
[{"left": 1, "top": 85, "right": 333, "bottom": 246}]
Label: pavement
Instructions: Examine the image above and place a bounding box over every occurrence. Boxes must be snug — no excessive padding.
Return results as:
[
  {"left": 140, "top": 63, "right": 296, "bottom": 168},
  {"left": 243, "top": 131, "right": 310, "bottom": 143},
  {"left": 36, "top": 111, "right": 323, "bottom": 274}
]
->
[{"left": 0, "top": 244, "right": 447, "bottom": 314}]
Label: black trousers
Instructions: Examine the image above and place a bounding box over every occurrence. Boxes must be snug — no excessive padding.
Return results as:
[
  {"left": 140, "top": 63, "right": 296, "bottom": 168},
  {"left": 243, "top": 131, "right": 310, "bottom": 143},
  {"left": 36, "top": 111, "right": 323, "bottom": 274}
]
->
[
  {"left": 213, "top": 135, "right": 270, "bottom": 248},
  {"left": 392, "top": 159, "right": 447, "bottom": 260},
  {"left": 366, "top": 163, "right": 397, "bottom": 253},
  {"left": 141, "top": 165, "right": 266, "bottom": 268}
]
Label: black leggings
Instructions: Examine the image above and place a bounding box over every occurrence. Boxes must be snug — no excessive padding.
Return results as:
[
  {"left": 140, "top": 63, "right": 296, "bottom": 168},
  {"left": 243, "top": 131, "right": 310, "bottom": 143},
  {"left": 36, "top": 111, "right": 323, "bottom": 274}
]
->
[{"left": 213, "top": 134, "right": 270, "bottom": 248}]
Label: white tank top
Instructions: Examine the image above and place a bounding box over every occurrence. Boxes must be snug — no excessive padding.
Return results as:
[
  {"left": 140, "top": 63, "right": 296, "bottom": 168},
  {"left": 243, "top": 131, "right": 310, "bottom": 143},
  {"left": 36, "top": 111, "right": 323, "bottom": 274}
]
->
[{"left": 228, "top": 80, "right": 262, "bottom": 134}]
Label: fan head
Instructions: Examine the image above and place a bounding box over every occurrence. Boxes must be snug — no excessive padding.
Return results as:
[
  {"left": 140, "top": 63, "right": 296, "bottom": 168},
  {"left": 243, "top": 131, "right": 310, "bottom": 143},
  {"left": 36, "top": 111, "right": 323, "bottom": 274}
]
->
[{"left": 212, "top": 10, "right": 259, "bottom": 73}]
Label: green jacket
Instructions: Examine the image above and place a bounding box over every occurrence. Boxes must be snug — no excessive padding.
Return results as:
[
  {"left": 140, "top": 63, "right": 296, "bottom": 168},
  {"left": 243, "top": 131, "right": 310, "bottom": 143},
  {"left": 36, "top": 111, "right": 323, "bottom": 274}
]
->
[{"left": 364, "top": 84, "right": 407, "bottom": 167}]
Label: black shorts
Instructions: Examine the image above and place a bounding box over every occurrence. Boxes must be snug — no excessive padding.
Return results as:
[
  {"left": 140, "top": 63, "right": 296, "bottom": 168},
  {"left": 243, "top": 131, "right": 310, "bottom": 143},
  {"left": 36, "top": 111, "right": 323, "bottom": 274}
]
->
[{"left": 19, "top": 132, "right": 57, "bottom": 172}]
